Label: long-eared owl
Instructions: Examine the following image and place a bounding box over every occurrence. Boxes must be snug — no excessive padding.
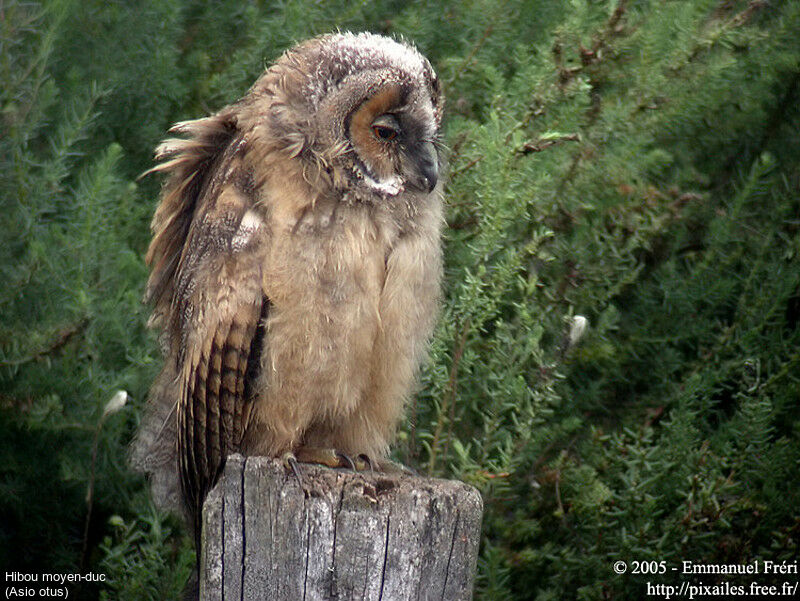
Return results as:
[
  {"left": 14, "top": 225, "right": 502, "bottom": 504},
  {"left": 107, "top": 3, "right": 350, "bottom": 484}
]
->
[{"left": 130, "top": 32, "right": 445, "bottom": 534}]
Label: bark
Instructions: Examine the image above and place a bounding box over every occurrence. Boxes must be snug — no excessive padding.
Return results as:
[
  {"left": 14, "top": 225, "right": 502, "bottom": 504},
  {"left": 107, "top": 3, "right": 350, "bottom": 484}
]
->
[{"left": 200, "top": 454, "right": 483, "bottom": 601}]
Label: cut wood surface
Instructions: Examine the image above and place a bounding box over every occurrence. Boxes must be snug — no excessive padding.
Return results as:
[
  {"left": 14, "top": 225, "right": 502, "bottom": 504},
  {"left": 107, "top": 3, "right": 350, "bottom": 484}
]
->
[{"left": 201, "top": 454, "right": 483, "bottom": 601}]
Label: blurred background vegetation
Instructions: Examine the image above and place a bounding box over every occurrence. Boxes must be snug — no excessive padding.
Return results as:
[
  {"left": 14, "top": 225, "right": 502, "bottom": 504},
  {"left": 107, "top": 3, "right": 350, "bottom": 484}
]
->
[{"left": 1, "top": 0, "right": 798, "bottom": 599}]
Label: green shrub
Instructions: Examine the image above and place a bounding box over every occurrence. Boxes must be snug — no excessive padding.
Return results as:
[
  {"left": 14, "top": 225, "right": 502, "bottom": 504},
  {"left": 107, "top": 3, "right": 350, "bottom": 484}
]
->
[{"left": 2, "top": 1, "right": 798, "bottom": 598}]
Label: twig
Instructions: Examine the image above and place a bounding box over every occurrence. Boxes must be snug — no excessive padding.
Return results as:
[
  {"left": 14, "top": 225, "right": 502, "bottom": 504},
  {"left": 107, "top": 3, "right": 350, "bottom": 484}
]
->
[
  {"left": 79, "top": 391, "right": 127, "bottom": 573},
  {"left": 79, "top": 420, "right": 103, "bottom": 572},
  {"left": 554, "top": 469, "right": 566, "bottom": 520},
  {"left": 450, "top": 155, "right": 484, "bottom": 177},
  {"left": 671, "top": 0, "right": 767, "bottom": 74},
  {"left": 445, "top": 15, "right": 500, "bottom": 87},
  {"left": 516, "top": 133, "right": 580, "bottom": 155},
  {"left": 0, "top": 319, "right": 88, "bottom": 367}
]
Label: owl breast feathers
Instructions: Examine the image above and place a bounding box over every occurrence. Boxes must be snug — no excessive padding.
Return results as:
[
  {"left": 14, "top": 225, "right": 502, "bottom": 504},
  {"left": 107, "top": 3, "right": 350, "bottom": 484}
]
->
[{"left": 130, "top": 32, "right": 445, "bottom": 527}]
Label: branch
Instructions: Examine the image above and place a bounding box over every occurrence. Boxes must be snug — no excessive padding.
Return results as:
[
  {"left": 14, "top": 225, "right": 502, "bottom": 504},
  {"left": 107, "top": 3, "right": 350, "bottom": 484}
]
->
[
  {"left": 516, "top": 133, "right": 581, "bottom": 155},
  {"left": 0, "top": 319, "right": 88, "bottom": 367}
]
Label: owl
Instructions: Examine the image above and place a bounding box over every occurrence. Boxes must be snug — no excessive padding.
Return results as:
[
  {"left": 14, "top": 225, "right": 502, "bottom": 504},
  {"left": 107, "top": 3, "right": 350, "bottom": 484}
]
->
[{"left": 130, "top": 32, "right": 444, "bottom": 540}]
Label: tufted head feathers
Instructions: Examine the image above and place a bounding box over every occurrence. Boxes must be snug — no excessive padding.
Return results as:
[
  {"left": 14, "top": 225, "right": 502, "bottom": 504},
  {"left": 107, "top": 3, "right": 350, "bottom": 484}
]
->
[{"left": 240, "top": 32, "right": 444, "bottom": 202}]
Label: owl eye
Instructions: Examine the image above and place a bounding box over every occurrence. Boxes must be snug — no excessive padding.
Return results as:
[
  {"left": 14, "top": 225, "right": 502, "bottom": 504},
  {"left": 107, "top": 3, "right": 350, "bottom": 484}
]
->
[
  {"left": 372, "top": 124, "right": 398, "bottom": 141},
  {"left": 371, "top": 114, "right": 400, "bottom": 142}
]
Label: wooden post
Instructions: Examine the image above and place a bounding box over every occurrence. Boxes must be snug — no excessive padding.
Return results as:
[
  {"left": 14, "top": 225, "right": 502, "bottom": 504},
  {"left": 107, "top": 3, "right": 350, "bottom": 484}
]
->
[{"left": 201, "top": 454, "right": 483, "bottom": 601}]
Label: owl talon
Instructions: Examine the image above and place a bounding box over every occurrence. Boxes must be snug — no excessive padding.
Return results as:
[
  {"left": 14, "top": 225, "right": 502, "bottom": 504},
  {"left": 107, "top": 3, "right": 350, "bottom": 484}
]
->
[
  {"left": 336, "top": 451, "right": 356, "bottom": 471},
  {"left": 282, "top": 452, "right": 305, "bottom": 488},
  {"left": 357, "top": 453, "right": 376, "bottom": 475}
]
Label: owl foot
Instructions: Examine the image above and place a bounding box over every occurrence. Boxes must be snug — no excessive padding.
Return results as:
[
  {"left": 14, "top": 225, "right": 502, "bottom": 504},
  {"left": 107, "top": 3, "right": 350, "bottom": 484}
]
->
[
  {"left": 294, "top": 446, "right": 361, "bottom": 470},
  {"left": 284, "top": 447, "right": 413, "bottom": 482}
]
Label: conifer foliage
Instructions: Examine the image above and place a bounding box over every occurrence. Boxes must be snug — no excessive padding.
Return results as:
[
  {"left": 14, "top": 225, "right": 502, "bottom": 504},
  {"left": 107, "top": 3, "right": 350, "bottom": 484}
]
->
[{"left": 1, "top": 1, "right": 798, "bottom": 599}]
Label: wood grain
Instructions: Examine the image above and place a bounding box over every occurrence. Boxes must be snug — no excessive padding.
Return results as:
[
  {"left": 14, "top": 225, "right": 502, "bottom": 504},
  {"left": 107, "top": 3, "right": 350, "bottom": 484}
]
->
[{"left": 200, "top": 455, "right": 483, "bottom": 601}]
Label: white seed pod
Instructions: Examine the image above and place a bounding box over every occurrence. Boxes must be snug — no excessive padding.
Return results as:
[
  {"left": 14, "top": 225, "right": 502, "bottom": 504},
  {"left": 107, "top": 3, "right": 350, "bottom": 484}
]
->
[
  {"left": 102, "top": 390, "right": 128, "bottom": 419},
  {"left": 568, "top": 315, "right": 588, "bottom": 349}
]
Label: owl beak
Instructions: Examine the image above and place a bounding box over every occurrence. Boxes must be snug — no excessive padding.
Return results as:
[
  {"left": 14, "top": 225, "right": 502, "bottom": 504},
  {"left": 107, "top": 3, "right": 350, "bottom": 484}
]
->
[{"left": 412, "top": 141, "right": 439, "bottom": 193}]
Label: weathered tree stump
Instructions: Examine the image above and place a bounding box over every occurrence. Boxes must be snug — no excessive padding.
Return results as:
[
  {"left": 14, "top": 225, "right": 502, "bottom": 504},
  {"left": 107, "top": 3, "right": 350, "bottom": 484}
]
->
[{"left": 200, "top": 454, "right": 483, "bottom": 601}]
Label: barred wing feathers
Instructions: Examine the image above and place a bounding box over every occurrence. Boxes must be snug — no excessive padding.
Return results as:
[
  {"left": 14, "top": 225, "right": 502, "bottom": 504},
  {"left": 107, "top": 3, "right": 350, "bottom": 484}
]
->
[{"left": 131, "top": 113, "right": 268, "bottom": 531}]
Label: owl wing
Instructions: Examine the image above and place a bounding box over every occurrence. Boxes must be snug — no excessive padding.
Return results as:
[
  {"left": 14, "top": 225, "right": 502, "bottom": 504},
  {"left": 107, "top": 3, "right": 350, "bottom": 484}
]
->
[{"left": 138, "top": 113, "right": 268, "bottom": 528}]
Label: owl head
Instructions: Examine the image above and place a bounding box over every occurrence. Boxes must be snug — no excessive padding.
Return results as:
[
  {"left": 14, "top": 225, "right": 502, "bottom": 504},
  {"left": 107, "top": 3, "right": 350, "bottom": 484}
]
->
[{"left": 244, "top": 32, "right": 444, "bottom": 203}]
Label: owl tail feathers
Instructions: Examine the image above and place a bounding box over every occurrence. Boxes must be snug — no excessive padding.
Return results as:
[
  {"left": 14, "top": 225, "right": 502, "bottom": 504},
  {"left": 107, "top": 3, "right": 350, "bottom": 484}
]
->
[{"left": 129, "top": 365, "right": 185, "bottom": 520}]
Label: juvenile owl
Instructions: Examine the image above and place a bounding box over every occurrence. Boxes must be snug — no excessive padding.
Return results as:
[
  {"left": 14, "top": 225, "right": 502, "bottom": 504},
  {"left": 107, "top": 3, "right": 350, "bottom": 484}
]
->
[{"left": 130, "top": 32, "right": 444, "bottom": 537}]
